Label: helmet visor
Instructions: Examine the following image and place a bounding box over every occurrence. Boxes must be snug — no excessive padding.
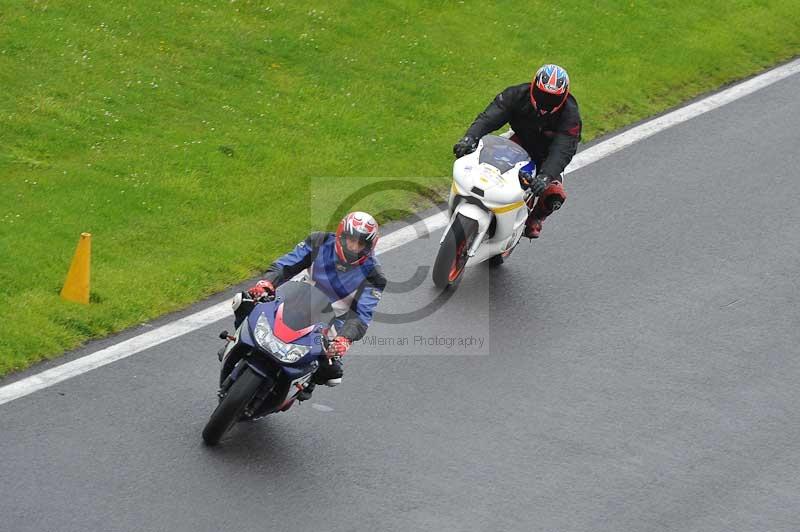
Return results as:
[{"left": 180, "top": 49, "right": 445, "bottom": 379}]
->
[
  {"left": 345, "top": 234, "right": 367, "bottom": 254},
  {"left": 532, "top": 87, "right": 566, "bottom": 114},
  {"left": 339, "top": 232, "right": 374, "bottom": 263}
]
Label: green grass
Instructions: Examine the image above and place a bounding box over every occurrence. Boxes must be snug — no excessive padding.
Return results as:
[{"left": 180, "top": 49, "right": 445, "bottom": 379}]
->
[{"left": 1, "top": 1, "right": 798, "bottom": 376}]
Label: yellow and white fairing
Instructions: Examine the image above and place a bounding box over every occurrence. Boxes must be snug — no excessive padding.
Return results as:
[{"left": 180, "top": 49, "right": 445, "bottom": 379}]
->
[{"left": 444, "top": 135, "right": 532, "bottom": 264}]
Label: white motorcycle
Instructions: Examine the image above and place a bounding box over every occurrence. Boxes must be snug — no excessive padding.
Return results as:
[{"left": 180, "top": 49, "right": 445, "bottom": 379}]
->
[{"left": 432, "top": 134, "right": 548, "bottom": 290}]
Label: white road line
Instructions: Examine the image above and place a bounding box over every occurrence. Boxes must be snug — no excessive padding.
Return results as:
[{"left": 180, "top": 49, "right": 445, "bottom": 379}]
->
[
  {"left": 2, "top": 58, "right": 799, "bottom": 407},
  {"left": 564, "top": 58, "right": 800, "bottom": 174},
  {"left": 0, "top": 214, "right": 448, "bottom": 407}
]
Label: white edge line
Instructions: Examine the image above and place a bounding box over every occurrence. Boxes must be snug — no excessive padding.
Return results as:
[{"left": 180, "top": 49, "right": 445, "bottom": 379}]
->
[
  {"left": 565, "top": 59, "right": 800, "bottom": 174},
  {"left": 2, "top": 58, "right": 799, "bottom": 407}
]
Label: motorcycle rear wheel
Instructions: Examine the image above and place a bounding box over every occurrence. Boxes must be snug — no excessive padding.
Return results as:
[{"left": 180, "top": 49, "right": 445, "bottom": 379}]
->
[{"left": 202, "top": 366, "right": 263, "bottom": 446}]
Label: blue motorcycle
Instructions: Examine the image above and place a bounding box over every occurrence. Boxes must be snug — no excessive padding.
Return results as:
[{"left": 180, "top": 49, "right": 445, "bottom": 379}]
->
[{"left": 202, "top": 281, "right": 334, "bottom": 446}]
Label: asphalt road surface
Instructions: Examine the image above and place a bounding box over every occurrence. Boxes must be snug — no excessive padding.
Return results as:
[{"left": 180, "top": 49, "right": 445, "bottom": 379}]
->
[{"left": 2, "top": 73, "right": 800, "bottom": 532}]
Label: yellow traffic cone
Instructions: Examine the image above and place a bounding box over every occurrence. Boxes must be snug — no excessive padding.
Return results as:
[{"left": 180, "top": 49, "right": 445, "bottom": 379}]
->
[{"left": 60, "top": 232, "right": 92, "bottom": 304}]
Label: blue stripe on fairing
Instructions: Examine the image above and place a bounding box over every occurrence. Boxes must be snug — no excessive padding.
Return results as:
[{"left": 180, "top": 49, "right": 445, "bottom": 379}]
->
[{"left": 521, "top": 161, "right": 537, "bottom": 175}]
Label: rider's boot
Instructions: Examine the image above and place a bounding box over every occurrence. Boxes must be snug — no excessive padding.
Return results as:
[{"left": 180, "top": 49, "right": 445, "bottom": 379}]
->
[
  {"left": 297, "top": 357, "right": 344, "bottom": 401},
  {"left": 524, "top": 216, "right": 544, "bottom": 239},
  {"left": 524, "top": 179, "right": 566, "bottom": 239},
  {"left": 315, "top": 356, "right": 343, "bottom": 386}
]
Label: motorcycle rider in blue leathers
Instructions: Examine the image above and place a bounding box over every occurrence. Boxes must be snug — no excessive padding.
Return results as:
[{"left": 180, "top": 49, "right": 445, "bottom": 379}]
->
[{"left": 243, "top": 211, "right": 385, "bottom": 401}]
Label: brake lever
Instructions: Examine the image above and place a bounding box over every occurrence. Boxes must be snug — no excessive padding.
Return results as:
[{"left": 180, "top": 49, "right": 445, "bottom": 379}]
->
[{"left": 243, "top": 293, "right": 276, "bottom": 304}]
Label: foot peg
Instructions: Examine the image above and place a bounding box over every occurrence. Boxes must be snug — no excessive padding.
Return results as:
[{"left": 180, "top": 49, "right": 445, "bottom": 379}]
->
[{"left": 297, "top": 383, "right": 315, "bottom": 401}]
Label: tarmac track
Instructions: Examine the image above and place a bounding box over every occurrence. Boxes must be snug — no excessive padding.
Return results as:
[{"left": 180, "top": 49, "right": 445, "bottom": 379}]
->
[{"left": 1, "top": 72, "right": 800, "bottom": 532}]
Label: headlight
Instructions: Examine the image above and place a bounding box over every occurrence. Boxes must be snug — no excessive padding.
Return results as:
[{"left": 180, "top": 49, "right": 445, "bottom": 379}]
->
[{"left": 253, "top": 313, "right": 311, "bottom": 363}]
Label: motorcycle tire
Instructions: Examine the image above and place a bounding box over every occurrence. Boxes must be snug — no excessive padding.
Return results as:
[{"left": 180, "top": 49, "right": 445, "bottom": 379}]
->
[
  {"left": 202, "top": 366, "right": 263, "bottom": 446},
  {"left": 432, "top": 214, "right": 478, "bottom": 290},
  {"left": 488, "top": 254, "right": 504, "bottom": 267}
]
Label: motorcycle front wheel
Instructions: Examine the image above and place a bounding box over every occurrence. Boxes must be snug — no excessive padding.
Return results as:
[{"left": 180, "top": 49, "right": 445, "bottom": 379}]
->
[
  {"left": 202, "top": 366, "right": 263, "bottom": 446},
  {"left": 432, "top": 214, "right": 478, "bottom": 290}
]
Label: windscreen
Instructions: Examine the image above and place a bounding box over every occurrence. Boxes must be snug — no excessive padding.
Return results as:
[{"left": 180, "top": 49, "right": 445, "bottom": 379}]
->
[
  {"left": 276, "top": 281, "right": 334, "bottom": 330},
  {"left": 478, "top": 135, "right": 530, "bottom": 173}
]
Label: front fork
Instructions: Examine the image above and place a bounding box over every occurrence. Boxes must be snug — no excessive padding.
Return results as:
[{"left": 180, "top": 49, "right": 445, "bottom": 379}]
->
[{"left": 441, "top": 201, "right": 493, "bottom": 257}]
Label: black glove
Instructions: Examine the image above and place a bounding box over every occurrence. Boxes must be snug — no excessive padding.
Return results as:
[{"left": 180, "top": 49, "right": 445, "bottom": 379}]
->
[
  {"left": 532, "top": 174, "right": 553, "bottom": 196},
  {"left": 453, "top": 136, "right": 478, "bottom": 158},
  {"left": 519, "top": 170, "right": 547, "bottom": 196}
]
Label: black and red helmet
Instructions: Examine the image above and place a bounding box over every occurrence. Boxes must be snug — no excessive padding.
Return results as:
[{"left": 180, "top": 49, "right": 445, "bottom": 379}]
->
[
  {"left": 530, "top": 64, "right": 570, "bottom": 116},
  {"left": 334, "top": 211, "right": 380, "bottom": 266}
]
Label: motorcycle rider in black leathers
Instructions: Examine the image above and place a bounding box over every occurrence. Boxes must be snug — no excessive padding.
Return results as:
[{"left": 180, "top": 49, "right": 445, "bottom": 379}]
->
[{"left": 453, "top": 64, "right": 582, "bottom": 238}]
